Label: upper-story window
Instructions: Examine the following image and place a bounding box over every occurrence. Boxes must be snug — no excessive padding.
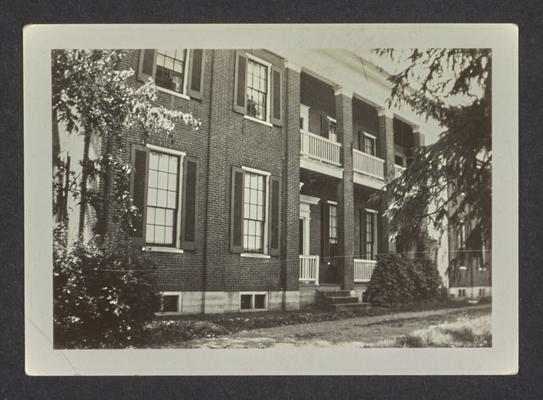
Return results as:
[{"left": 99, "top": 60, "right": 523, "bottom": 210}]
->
[
  {"left": 328, "top": 117, "right": 338, "bottom": 142},
  {"left": 234, "top": 51, "right": 283, "bottom": 127},
  {"left": 363, "top": 132, "right": 376, "bottom": 156},
  {"left": 155, "top": 49, "right": 188, "bottom": 95},
  {"left": 246, "top": 56, "right": 270, "bottom": 122},
  {"left": 363, "top": 209, "right": 378, "bottom": 259},
  {"left": 137, "top": 49, "right": 205, "bottom": 101}
]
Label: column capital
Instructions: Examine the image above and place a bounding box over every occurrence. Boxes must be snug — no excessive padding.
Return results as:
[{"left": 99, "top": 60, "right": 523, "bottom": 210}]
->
[
  {"left": 284, "top": 60, "right": 302, "bottom": 73},
  {"left": 334, "top": 86, "right": 353, "bottom": 98},
  {"left": 377, "top": 107, "right": 394, "bottom": 119}
]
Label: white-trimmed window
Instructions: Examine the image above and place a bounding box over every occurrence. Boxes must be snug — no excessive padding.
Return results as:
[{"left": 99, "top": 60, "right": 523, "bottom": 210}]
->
[
  {"left": 131, "top": 144, "right": 201, "bottom": 252},
  {"left": 240, "top": 292, "right": 268, "bottom": 311},
  {"left": 363, "top": 132, "right": 377, "bottom": 156},
  {"left": 146, "top": 150, "right": 182, "bottom": 246},
  {"left": 300, "top": 104, "right": 310, "bottom": 131},
  {"left": 243, "top": 170, "right": 268, "bottom": 252},
  {"left": 328, "top": 201, "right": 338, "bottom": 245},
  {"left": 155, "top": 49, "right": 190, "bottom": 95},
  {"left": 328, "top": 116, "right": 338, "bottom": 142},
  {"left": 363, "top": 209, "right": 379, "bottom": 259},
  {"left": 246, "top": 55, "right": 271, "bottom": 122}
]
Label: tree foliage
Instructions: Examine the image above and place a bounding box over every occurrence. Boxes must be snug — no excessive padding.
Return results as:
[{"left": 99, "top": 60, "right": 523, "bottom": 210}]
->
[
  {"left": 373, "top": 49, "right": 492, "bottom": 248},
  {"left": 52, "top": 50, "right": 201, "bottom": 235}
]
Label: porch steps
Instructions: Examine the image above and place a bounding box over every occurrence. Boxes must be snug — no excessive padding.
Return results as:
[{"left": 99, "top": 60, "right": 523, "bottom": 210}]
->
[{"left": 318, "top": 289, "right": 367, "bottom": 311}]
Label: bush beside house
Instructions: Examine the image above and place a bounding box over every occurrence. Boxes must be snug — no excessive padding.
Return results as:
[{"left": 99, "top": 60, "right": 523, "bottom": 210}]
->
[
  {"left": 53, "top": 224, "right": 160, "bottom": 348},
  {"left": 366, "top": 254, "right": 442, "bottom": 306}
]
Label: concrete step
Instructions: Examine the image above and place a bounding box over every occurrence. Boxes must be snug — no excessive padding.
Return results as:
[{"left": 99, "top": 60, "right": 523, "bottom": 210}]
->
[
  {"left": 328, "top": 303, "right": 370, "bottom": 312},
  {"left": 321, "top": 290, "right": 353, "bottom": 298},
  {"left": 323, "top": 296, "right": 359, "bottom": 305}
]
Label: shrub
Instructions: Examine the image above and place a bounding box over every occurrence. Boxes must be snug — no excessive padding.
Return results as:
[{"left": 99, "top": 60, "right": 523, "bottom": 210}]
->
[
  {"left": 53, "top": 223, "right": 160, "bottom": 348},
  {"left": 366, "top": 254, "right": 442, "bottom": 306}
]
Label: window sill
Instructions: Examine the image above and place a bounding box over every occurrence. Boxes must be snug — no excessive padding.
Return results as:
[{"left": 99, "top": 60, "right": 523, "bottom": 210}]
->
[
  {"left": 243, "top": 115, "right": 273, "bottom": 127},
  {"left": 143, "top": 246, "right": 184, "bottom": 254},
  {"left": 240, "top": 252, "right": 271, "bottom": 259},
  {"left": 156, "top": 86, "right": 191, "bottom": 101},
  {"left": 154, "top": 311, "right": 182, "bottom": 316}
]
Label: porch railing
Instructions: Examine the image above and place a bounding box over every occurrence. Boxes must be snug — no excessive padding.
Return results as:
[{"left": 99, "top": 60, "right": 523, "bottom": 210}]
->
[
  {"left": 394, "top": 164, "right": 406, "bottom": 177},
  {"left": 353, "top": 259, "right": 377, "bottom": 282},
  {"left": 299, "top": 255, "right": 320, "bottom": 284},
  {"left": 353, "top": 149, "right": 385, "bottom": 180},
  {"left": 300, "top": 130, "right": 342, "bottom": 167}
]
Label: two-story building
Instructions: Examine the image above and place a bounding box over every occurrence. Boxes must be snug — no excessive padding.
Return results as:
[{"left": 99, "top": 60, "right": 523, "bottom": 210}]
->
[{"left": 55, "top": 49, "right": 470, "bottom": 314}]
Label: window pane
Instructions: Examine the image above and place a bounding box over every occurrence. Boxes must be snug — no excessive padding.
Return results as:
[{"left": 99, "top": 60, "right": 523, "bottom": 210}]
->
[
  {"left": 150, "top": 153, "right": 158, "bottom": 170},
  {"left": 254, "top": 294, "right": 266, "bottom": 309},
  {"left": 147, "top": 188, "right": 157, "bottom": 206},
  {"left": 240, "top": 294, "right": 252, "bottom": 310},
  {"left": 162, "top": 295, "right": 179, "bottom": 312},
  {"left": 157, "top": 189, "right": 167, "bottom": 207},
  {"left": 146, "top": 226, "right": 155, "bottom": 243}
]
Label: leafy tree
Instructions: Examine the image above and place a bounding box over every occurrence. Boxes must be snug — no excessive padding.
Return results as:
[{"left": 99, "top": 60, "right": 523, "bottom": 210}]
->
[
  {"left": 373, "top": 49, "right": 491, "bottom": 254},
  {"left": 52, "top": 50, "right": 200, "bottom": 237}
]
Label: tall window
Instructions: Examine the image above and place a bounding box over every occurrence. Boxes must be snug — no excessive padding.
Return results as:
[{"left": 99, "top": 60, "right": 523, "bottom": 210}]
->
[
  {"left": 243, "top": 172, "right": 267, "bottom": 252},
  {"left": 362, "top": 210, "right": 378, "bottom": 259},
  {"left": 363, "top": 132, "right": 376, "bottom": 156},
  {"left": 246, "top": 58, "right": 269, "bottom": 121},
  {"left": 155, "top": 49, "right": 187, "bottom": 94},
  {"left": 328, "top": 117, "right": 337, "bottom": 142},
  {"left": 146, "top": 151, "right": 180, "bottom": 246},
  {"left": 329, "top": 203, "right": 338, "bottom": 245}
]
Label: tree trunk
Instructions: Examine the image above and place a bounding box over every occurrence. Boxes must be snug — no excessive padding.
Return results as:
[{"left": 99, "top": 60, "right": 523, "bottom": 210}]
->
[{"left": 78, "top": 131, "right": 91, "bottom": 238}]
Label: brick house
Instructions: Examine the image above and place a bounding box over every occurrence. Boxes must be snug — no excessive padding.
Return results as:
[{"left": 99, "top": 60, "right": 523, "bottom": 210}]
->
[{"left": 55, "top": 49, "right": 471, "bottom": 314}]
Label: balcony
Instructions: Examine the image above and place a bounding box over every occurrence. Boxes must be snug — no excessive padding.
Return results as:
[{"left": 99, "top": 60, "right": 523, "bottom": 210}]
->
[
  {"left": 300, "top": 130, "right": 343, "bottom": 178},
  {"left": 353, "top": 259, "right": 377, "bottom": 282},
  {"left": 299, "top": 255, "right": 320, "bottom": 284},
  {"left": 353, "top": 148, "right": 386, "bottom": 187}
]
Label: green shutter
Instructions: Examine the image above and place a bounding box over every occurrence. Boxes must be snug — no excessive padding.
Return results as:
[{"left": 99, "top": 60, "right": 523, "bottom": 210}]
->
[
  {"left": 233, "top": 51, "right": 247, "bottom": 114},
  {"left": 181, "top": 156, "right": 199, "bottom": 250},
  {"left": 230, "top": 167, "right": 245, "bottom": 253},
  {"left": 137, "top": 50, "right": 157, "bottom": 82}
]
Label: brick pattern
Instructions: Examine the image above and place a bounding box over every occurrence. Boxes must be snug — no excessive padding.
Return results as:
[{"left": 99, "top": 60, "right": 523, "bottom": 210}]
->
[{"left": 335, "top": 93, "right": 354, "bottom": 290}]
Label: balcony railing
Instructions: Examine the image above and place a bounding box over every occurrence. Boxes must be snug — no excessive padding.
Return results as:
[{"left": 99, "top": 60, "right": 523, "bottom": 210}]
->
[
  {"left": 300, "top": 130, "right": 342, "bottom": 167},
  {"left": 394, "top": 164, "right": 406, "bottom": 177},
  {"left": 353, "top": 149, "right": 385, "bottom": 180},
  {"left": 353, "top": 259, "right": 377, "bottom": 282},
  {"left": 299, "top": 255, "right": 320, "bottom": 284}
]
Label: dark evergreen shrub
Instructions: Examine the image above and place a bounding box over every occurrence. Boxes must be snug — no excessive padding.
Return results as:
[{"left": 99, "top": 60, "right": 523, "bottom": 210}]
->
[
  {"left": 53, "top": 224, "right": 160, "bottom": 348},
  {"left": 366, "top": 254, "right": 442, "bottom": 306}
]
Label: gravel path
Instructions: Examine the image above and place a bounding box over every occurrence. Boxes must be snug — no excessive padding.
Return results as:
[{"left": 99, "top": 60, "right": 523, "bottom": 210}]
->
[{"left": 179, "top": 304, "right": 491, "bottom": 349}]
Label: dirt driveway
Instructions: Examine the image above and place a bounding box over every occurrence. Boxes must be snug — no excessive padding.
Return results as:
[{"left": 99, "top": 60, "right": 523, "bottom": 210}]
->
[{"left": 177, "top": 304, "right": 491, "bottom": 349}]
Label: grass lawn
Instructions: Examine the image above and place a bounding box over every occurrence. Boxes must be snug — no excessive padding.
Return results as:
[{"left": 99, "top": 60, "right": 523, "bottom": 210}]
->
[
  {"left": 368, "top": 314, "right": 492, "bottom": 348},
  {"left": 140, "top": 298, "right": 491, "bottom": 348}
]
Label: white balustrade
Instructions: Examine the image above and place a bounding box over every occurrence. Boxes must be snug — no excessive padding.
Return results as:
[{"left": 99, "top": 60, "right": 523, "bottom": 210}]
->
[
  {"left": 353, "top": 259, "right": 377, "bottom": 282},
  {"left": 300, "top": 130, "right": 342, "bottom": 166},
  {"left": 353, "top": 149, "right": 385, "bottom": 180},
  {"left": 394, "top": 164, "right": 406, "bottom": 177},
  {"left": 299, "top": 255, "right": 320, "bottom": 284}
]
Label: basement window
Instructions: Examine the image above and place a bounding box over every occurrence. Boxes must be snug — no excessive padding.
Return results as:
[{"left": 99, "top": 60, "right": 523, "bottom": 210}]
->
[
  {"left": 159, "top": 292, "right": 181, "bottom": 313},
  {"left": 240, "top": 292, "right": 268, "bottom": 311}
]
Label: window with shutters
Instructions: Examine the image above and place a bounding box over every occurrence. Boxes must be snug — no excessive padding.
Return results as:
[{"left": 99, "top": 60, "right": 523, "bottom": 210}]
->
[
  {"left": 246, "top": 55, "right": 271, "bottom": 122},
  {"left": 243, "top": 171, "right": 267, "bottom": 252},
  {"left": 131, "top": 143, "right": 202, "bottom": 253},
  {"left": 155, "top": 49, "right": 189, "bottom": 95},
  {"left": 146, "top": 150, "right": 181, "bottom": 246},
  {"left": 138, "top": 49, "right": 205, "bottom": 100},
  {"left": 231, "top": 166, "right": 279, "bottom": 257}
]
